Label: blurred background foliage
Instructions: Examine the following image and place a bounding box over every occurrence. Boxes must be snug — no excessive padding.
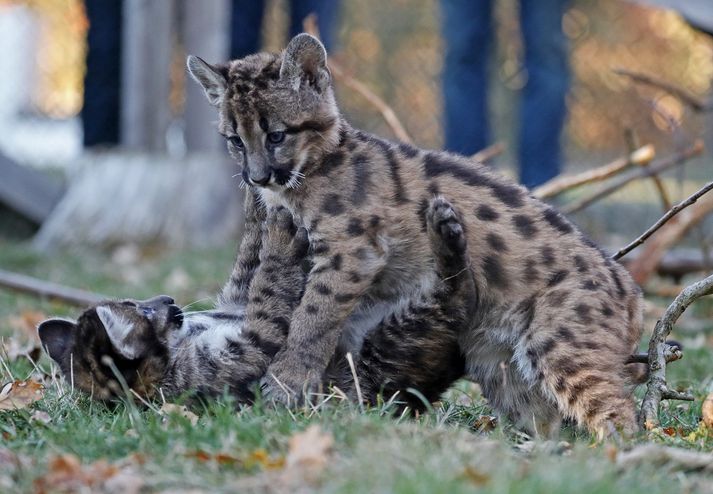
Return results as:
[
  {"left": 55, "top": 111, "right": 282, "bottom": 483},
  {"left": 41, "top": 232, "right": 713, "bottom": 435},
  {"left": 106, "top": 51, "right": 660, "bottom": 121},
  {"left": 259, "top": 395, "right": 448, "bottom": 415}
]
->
[{"left": 1, "top": 0, "right": 711, "bottom": 158}]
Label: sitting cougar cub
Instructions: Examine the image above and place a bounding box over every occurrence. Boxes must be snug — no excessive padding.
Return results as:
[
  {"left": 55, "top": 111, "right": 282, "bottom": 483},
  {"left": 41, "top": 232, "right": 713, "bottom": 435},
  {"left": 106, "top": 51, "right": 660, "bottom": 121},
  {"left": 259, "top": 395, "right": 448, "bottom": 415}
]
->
[{"left": 38, "top": 199, "right": 473, "bottom": 410}]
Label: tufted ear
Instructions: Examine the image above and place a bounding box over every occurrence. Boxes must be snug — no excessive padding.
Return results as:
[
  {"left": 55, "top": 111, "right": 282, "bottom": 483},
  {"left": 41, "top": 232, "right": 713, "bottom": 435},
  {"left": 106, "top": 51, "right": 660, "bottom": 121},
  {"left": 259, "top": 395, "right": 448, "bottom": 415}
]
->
[
  {"left": 280, "top": 33, "right": 330, "bottom": 93},
  {"left": 187, "top": 55, "right": 228, "bottom": 106},
  {"left": 96, "top": 306, "right": 140, "bottom": 360},
  {"left": 38, "top": 318, "right": 75, "bottom": 365}
]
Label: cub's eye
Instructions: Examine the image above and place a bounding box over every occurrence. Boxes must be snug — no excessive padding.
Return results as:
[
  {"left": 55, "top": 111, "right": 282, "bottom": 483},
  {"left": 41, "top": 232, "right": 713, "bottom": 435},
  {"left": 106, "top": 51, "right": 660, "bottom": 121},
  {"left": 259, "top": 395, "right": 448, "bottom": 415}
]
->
[
  {"left": 121, "top": 301, "right": 136, "bottom": 307},
  {"left": 141, "top": 307, "right": 155, "bottom": 317},
  {"left": 228, "top": 135, "right": 244, "bottom": 149},
  {"left": 267, "top": 131, "right": 285, "bottom": 145}
]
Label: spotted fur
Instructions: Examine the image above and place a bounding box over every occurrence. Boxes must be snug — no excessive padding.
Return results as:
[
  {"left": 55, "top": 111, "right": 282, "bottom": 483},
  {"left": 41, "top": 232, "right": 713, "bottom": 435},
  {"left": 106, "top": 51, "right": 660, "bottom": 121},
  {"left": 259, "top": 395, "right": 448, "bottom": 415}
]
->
[{"left": 188, "top": 34, "right": 645, "bottom": 436}]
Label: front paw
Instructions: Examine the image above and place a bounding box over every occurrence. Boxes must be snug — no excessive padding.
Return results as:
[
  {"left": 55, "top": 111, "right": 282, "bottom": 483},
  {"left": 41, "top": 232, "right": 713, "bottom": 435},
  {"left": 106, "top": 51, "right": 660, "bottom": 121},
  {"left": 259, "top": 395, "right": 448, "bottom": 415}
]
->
[{"left": 259, "top": 362, "right": 322, "bottom": 407}]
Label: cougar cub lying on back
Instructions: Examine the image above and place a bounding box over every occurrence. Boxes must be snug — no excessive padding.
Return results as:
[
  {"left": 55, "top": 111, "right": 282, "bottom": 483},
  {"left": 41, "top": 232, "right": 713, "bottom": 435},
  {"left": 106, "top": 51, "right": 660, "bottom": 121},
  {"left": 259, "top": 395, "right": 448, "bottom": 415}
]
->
[
  {"left": 38, "top": 198, "right": 472, "bottom": 410},
  {"left": 187, "top": 33, "right": 645, "bottom": 437}
]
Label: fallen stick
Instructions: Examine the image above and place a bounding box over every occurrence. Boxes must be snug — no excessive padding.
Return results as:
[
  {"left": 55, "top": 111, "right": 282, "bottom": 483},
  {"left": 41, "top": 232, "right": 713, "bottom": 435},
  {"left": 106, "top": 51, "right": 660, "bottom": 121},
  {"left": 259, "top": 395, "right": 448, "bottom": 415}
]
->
[
  {"left": 471, "top": 142, "right": 505, "bottom": 163},
  {"left": 617, "top": 444, "right": 713, "bottom": 473},
  {"left": 0, "top": 269, "right": 105, "bottom": 307},
  {"left": 303, "top": 15, "right": 412, "bottom": 144},
  {"left": 614, "top": 68, "right": 712, "bottom": 113},
  {"left": 612, "top": 181, "right": 713, "bottom": 260},
  {"left": 640, "top": 274, "right": 713, "bottom": 430},
  {"left": 561, "top": 139, "right": 704, "bottom": 214},
  {"left": 532, "top": 144, "right": 655, "bottom": 199}
]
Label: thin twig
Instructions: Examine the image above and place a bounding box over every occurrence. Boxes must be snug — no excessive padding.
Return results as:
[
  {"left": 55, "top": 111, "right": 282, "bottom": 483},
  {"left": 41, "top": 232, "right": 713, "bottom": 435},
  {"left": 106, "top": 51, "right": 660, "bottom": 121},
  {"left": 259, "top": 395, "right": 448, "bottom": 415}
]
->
[
  {"left": 0, "top": 269, "right": 105, "bottom": 307},
  {"left": 562, "top": 139, "right": 704, "bottom": 214},
  {"left": 471, "top": 142, "right": 505, "bottom": 163},
  {"left": 640, "top": 274, "right": 713, "bottom": 430},
  {"left": 303, "top": 15, "right": 413, "bottom": 143},
  {"left": 532, "top": 145, "right": 655, "bottom": 199},
  {"left": 612, "top": 181, "right": 713, "bottom": 260},
  {"left": 614, "top": 68, "right": 712, "bottom": 113}
]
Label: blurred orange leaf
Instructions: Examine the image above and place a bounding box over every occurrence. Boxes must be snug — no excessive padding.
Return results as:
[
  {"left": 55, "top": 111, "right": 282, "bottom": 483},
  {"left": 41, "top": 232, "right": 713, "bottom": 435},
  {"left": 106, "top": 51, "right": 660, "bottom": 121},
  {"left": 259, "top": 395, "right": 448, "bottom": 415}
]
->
[
  {"left": 0, "top": 380, "right": 44, "bottom": 411},
  {"left": 702, "top": 392, "right": 713, "bottom": 429}
]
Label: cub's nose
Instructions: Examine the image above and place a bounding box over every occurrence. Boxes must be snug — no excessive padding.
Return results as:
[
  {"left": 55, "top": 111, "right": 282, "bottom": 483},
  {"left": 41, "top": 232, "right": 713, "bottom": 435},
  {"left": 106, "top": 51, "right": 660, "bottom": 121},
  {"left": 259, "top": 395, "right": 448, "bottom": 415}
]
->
[{"left": 249, "top": 170, "right": 272, "bottom": 186}]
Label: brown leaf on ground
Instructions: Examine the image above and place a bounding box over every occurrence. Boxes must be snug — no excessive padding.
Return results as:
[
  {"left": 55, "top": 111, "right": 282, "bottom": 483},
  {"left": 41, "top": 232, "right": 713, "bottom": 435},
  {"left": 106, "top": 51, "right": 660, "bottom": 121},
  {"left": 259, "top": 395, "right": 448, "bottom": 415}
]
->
[
  {"left": 702, "top": 392, "right": 713, "bottom": 429},
  {"left": 33, "top": 454, "right": 144, "bottom": 494},
  {"left": 3, "top": 310, "right": 46, "bottom": 362},
  {"left": 461, "top": 465, "right": 491, "bottom": 486},
  {"left": 0, "top": 380, "right": 44, "bottom": 411},
  {"left": 286, "top": 425, "right": 334, "bottom": 472}
]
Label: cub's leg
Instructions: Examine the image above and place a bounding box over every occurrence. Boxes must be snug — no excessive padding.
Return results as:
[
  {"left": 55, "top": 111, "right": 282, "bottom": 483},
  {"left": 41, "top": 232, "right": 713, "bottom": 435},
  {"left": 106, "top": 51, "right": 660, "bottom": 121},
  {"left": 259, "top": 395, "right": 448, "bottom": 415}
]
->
[
  {"left": 166, "top": 207, "right": 309, "bottom": 401},
  {"left": 332, "top": 197, "right": 474, "bottom": 411},
  {"left": 218, "top": 187, "right": 266, "bottom": 311}
]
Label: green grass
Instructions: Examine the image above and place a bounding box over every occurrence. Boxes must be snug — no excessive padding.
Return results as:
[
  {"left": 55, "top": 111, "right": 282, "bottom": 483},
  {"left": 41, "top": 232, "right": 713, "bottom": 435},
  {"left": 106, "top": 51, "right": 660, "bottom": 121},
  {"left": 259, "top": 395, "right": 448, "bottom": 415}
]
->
[{"left": 1, "top": 240, "right": 712, "bottom": 493}]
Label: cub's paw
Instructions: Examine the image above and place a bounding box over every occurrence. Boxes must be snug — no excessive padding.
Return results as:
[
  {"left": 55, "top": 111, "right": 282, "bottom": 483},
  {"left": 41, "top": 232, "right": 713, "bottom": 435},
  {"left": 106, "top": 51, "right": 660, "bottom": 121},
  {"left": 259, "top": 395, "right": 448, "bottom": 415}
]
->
[
  {"left": 259, "top": 361, "right": 322, "bottom": 408},
  {"left": 262, "top": 207, "right": 309, "bottom": 261},
  {"left": 426, "top": 197, "right": 466, "bottom": 256}
]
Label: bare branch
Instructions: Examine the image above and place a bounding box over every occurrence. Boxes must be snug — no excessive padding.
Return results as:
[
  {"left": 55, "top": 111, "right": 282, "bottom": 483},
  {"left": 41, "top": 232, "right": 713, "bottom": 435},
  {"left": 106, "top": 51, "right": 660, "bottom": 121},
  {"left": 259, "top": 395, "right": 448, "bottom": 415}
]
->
[
  {"left": 303, "top": 15, "right": 413, "bottom": 144},
  {"left": 640, "top": 274, "right": 713, "bottom": 430},
  {"left": 614, "top": 68, "right": 712, "bottom": 113},
  {"left": 627, "top": 343, "right": 682, "bottom": 365},
  {"left": 561, "top": 140, "right": 704, "bottom": 215},
  {"left": 612, "top": 181, "right": 713, "bottom": 260},
  {"left": 0, "top": 269, "right": 105, "bottom": 307},
  {"left": 532, "top": 145, "right": 655, "bottom": 200},
  {"left": 471, "top": 142, "right": 505, "bottom": 163}
]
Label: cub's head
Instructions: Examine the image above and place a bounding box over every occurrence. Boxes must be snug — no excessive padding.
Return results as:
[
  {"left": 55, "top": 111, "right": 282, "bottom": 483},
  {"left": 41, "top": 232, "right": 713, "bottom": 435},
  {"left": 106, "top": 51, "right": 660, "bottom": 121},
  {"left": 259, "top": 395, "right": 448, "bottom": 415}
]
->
[
  {"left": 37, "top": 295, "right": 182, "bottom": 401},
  {"left": 187, "top": 33, "right": 341, "bottom": 191}
]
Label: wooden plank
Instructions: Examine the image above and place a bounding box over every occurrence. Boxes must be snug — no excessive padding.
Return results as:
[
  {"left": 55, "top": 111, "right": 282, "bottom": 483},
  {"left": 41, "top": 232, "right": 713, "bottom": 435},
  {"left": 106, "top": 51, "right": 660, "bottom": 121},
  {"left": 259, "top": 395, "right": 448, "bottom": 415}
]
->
[{"left": 0, "top": 153, "right": 64, "bottom": 224}]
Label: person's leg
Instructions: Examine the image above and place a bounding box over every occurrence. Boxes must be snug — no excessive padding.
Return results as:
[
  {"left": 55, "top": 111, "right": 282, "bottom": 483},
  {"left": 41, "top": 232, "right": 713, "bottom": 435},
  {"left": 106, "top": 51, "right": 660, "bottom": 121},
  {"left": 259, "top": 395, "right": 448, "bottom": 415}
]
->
[
  {"left": 518, "top": 0, "right": 570, "bottom": 188},
  {"left": 229, "top": 0, "right": 266, "bottom": 59},
  {"left": 82, "top": 0, "right": 123, "bottom": 147},
  {"left": 289, "top": 0, "right": 341, "bottom": 51},
  {"left": 441, "top": 0, "right": 493, "bottom": 156}
]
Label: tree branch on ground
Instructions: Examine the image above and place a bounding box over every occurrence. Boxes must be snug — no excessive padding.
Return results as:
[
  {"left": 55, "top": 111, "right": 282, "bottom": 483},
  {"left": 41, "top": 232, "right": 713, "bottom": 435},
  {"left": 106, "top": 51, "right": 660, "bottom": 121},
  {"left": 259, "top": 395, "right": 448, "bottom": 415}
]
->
[
  {"left": 561, "top": 139, "right": 704, "bottom": 214},
  {"left": 0, "top": 269, "right": 105, "bottom": 307},
  {"left": 532, "top": 145, "right": 655, "bottom": 200},
  {"left": 617, "top": 444, "right": 713, "bottom": 473},
  {"left": 614, "top": 68, "right": 712, "bottom": 113},
  {"left": 639, "top": 274, "right": 713, "bottom": 430},
  {"left": 612, "top": 181, "right": 713, "bottom": 261}
]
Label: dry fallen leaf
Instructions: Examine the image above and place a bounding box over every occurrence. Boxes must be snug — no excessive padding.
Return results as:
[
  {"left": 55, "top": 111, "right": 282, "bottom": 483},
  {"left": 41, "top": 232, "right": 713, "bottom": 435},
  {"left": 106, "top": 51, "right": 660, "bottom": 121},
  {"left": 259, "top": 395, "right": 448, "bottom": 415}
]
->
[
  {"left": 30, "top": 410, "right": 52, "bottom": 425},
  {"left": 2, "top": 310, "right": 46, "bottom": 362},
  {"left": 159, "top": 403, "right": 199, "bottom": 425},
  {"left": 461, "top": 465, "right": 490, "bottom": 486},
  {"left": 286, "top": 425, "right": 334, "bottom": 473},
  {"left": 33, "top": 454, "right": 143, "bottom": 494},
  {"left": 702, "top": 392, "right": 713, "bottom": 429},
  {"left": 246, "top": 448, "right": 285, "bottom": 470},
  {"left": 0, "top": 380, "right": 44, "bottom": 411}
]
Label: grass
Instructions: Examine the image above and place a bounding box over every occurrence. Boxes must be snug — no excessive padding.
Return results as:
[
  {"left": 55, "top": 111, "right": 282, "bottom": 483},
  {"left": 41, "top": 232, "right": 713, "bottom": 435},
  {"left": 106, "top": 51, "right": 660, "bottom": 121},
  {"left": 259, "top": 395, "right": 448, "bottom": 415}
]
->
[{"left": 1, "top": 239, "right": 712, "bottom": 493}]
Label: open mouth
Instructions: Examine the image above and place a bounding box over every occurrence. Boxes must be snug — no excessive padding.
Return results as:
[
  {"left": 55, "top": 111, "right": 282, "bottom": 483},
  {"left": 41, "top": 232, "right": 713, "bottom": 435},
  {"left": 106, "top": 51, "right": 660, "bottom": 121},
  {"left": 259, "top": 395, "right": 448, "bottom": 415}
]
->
[{"left": 167, "top": 304, "right": 184, "bottom": 327}]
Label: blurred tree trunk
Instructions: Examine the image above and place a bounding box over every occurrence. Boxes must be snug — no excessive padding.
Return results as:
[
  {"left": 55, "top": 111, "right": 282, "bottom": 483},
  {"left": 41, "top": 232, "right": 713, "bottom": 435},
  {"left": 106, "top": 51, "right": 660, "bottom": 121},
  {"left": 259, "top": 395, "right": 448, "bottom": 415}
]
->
[
  {"left": 182, "top": 0, "right": 230, "bottom": 153},
  {"left": 121, "top": 0, "right": 174, "bottom": 152}
]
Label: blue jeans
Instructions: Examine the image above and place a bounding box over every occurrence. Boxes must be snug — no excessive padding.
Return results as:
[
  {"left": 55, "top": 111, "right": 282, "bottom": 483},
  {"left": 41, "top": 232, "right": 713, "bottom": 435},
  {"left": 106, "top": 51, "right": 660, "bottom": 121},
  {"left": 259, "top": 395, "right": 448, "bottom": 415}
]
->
[
  {"left": 441, "top": 0, "right": 570, "bottom": 188},
  {"left": 230, "top": 0, "right": 341, "bottom": 58}
]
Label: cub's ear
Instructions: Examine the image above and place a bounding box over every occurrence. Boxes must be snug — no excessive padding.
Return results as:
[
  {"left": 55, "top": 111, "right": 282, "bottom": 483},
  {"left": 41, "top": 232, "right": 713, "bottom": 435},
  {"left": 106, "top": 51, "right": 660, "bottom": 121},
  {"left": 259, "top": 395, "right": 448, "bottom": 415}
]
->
[
  {"left": 186, "top": 55, "right": 228, "bottom": 106},
  {"left": 37, "top": 318, "right": 75, "bottom": 364},
  {"left": 96, "top": 306, "right": 141, "bottom": 360},
  {"left": 280, "top": 33, "right": 330, "bottom": 93}
]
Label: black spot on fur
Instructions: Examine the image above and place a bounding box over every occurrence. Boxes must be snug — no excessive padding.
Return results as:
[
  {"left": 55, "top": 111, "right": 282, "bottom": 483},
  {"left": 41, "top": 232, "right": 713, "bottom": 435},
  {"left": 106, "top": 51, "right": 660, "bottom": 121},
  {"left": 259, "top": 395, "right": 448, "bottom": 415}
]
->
[
  {"left": 512, "top": 214, "right": 538, "bottom": 238},
  {"left": 351, "top": 153, "right": 372, "bottom": 205},
  {"left": 260, "top": 287, "right": 275, "bottom": 297},
  {"left": 601, "top": 305, "right": 614, "bottom": 317},
  {"left": 312, "top": 239, "right": 329, "bottom": 255},
  {"left": 351, "top": 247, "right": 369, "bottom": 260},
  {"left": 385, "top": 148, "right": 410, "bottom": 204},
  {"left": 427, "top": 181, "right": 439, "bottom": 196},
  {"left": 482, "top": 255, "right": 509, "bottom": 288},
  {"left": 581, "top": 279, "right": 599, "bottom": 291},
  {"left": 475, "top": 204, "right": 500, "bottom": 221},
  {"left": 331, "top": 254, "right": 343, "bottom": 271},
  {"left": 398, "top": 142, "right": 419, "bottom": 158},
  {"left": 486, "top": 232, "right": 508, "bottom": 252},
  {"left": 253, "top": 310, "right": 270, "bottom": 320},
  {"left": 543, "top": 207, "right": 573, "bottom": 234},
  {"left": 285, "top": 117, "right": 336, "bottom": 135},
  {"left": 608, "top": 265, "right": 627, "bottom": 297},
  {"left": 314, "top": 283, "right": 332, "bottom": 296},
  {"left": 244, "top": 331, "right": 281, "bottom": 358},
  {"left": 574, "top": 255, "right": 589, "bottom": 273},
  {"left": 346, "top": 217, "right": 365, "bottom": 236},
  {"left": 417, "top": 197, "right": 429, "bottom": 231},
  {"left": 347, "top": 271, "right": 361, "bottom": 283},
  {"left": 575, "top": 303, "right": 593, "bottom": 324},
  {"left": 546, "top": 289, "right": 568, "bottom": 306},
  {"left": 557, "top": 326, "right": 575, "bottom": 341},
  {"left": 547, "top": 270, "right": 569, "bottom": 287},
  {"left": 322, "top": 194, "right": 345, "bottom": 216},
  {"left": 515, "top": 296, "right": 536, "bottom": 329},
  {"left": 369, "top": 215, "right": 381, "bottom": 228},
  {"left": 316, "top": 150, "right": 345, "bottom": 176},
  {"left": 271, "top": 316, "right": 290, "bottom": 335},
  {"left": 540, "top": 246, "right": 555, "bottom": 266},
  {"left": 423, "top": 153, "right": 524, "bottom": 207},
  {"left": 334, "top": 293, "right": 354, "bottom": 304},
  {"left": 306, "top": 304, "right": 319, "bottom": 314},
  {"left": 523, "top": 259, "right": 539, "bottom": 283}
]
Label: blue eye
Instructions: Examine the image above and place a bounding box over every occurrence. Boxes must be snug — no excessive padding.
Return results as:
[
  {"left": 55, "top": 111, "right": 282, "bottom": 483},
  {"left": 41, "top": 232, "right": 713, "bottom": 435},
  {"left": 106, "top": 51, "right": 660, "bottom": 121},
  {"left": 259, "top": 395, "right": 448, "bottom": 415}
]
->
[
  {"left": 267, "top": 131, "right": 285, "bottom": 145},
  {"left": 141, "top": 307, "right": 154, "bottom": 316}
]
